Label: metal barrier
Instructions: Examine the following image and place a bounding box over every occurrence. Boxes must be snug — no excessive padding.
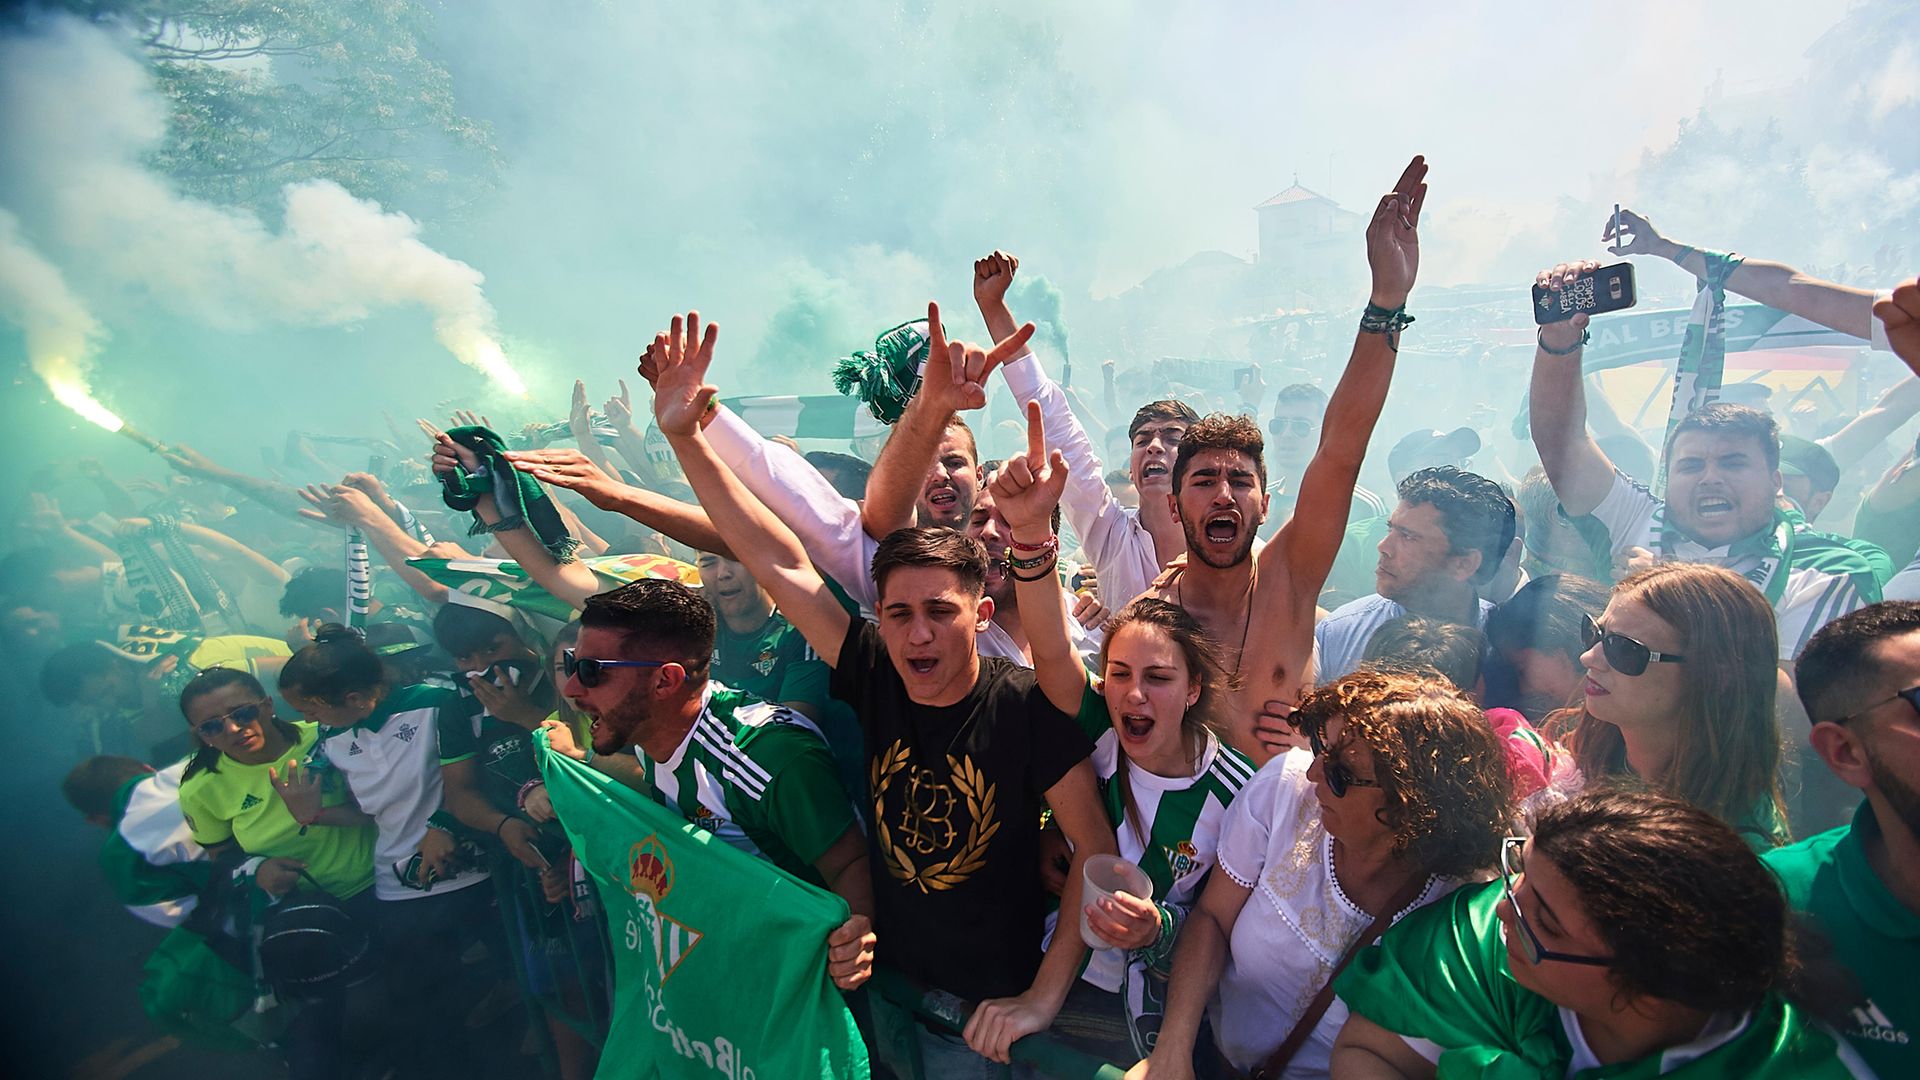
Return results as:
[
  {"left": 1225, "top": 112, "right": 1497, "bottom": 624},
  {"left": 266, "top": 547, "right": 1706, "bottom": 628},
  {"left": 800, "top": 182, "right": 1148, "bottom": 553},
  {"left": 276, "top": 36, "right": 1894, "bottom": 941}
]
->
[
  {"left": 492, "top": 849, "right": 615, "bottom": 1077},
  {"left": 868, "top": 968, "right": 1129, "bottom": 1080}
]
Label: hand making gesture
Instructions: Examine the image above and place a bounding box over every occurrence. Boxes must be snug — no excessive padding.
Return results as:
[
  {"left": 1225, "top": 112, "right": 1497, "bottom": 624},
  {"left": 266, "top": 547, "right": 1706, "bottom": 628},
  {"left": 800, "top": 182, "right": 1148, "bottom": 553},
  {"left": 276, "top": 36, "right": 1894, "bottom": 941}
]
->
[
  {"left": 649, "top": 311, "right": 722, "bottom": 437},
  {"left": 1603, "top": 207, "right": 1667, "bottom": 258},
  {"left": 990, "top": 400, "right": 1070, "bottom": 537},
  {"left": 504, "top": 448, "right": 629, "bottom": 511},
  {"left": 973, "top": 250, "right": 1019, "bottom": 308},
  {"left": 1366, "top": 154, "right": 1429, "bottom": 309},
  {"left": 915, "top": 300, "right": 1036, "bottom": 415}
]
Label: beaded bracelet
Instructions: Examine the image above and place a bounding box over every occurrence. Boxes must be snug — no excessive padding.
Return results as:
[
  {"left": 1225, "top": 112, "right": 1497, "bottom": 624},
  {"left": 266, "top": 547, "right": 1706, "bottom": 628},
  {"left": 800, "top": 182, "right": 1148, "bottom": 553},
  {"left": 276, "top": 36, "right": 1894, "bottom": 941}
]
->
[
  {"left": 1537, "top": 327, "right": 1591, "bottom": 356},
  {"left": 515, "top": 778, "right": 545, "bottom": 812},
  {"left": 1008, "top": 535, "right": 1056, "bottom": 553}
]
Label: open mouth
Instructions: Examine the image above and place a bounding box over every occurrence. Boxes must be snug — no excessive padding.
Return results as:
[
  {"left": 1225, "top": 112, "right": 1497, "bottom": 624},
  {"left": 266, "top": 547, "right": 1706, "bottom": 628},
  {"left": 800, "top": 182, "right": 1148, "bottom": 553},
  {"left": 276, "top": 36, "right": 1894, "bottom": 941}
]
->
[
  {"left": 1140, "top": 462, "right": 1169, "bottom": 484},
  {"left": 1584, "top": 677, "right": 1609, "bottom": 697},
  {"left": 926, "top": 488, "right": 959, "bottom": 510},
  {"left": 1119, "top": 713, "right": 1154, "bottom": 740},
  {"left": 1695, "top": 495, "right": 1734, "bottom": 517},
  {"left": 906, "top": 657, "right": 938, "bottom": 677},
  {"left": 1203, "top": 512, "right": 1239, "bottom": 545}
]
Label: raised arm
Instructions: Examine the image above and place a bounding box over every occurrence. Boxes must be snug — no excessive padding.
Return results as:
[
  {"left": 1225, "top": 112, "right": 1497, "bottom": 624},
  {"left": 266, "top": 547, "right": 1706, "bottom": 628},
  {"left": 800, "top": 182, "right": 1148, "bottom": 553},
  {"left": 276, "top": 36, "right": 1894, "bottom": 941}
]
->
[
  {"left": 429, "top": 435, "right": 604, "bottom": 611},
  {"left": 297, "top": 482, "right": 453, "bottom": 606},
  {"left": 1528, "top": 261, "right": 1619, "bottom": 516},
  {"left": 650, "top": 312, "right": 854, "bottom": 666},
  {"left": 859, "top": 301, "right": 1031, "bottom": 538},
  {"left": 1877, "top": 276, "right": 1920, "bottom": 377},
  {"left": 1820, "top": 375, "right": 1920, "bottom": 472},
  {"left": 991, "top": 401, "right": 1085, "bottom": 714},
  {"left": 503, "top": 448, "right": 734, "bottom": 558},
  {"left": 1606, "top": 208, "right": 1876, "bottom": 337},
  {"left": 1268, "top": 155, "right": 1425, "bottom": 601},
  {"left": 156, "top": 442, "right": 304, "bottom": 518}
]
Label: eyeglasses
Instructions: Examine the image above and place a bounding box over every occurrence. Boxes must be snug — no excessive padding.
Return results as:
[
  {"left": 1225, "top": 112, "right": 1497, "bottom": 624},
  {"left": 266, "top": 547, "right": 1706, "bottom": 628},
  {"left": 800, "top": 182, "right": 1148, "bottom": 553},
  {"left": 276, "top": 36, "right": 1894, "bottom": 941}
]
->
[
  {"left": 1269, "top": 417, "right": 1315, "bottom": 437},
  {"left": 1831, "top": 685, "right": 1920, "bottom": 726},
  {"left": 562, "top": 649, "right": 670, "bottom": 688},
  {"left": 1580, "top": 613, "right": 1685, "bottom": 677},
  {"left": 1306, "top": 725, "right": 1379, "bottom": 798},
  {"left": 194, "top": 700, "right": 268, "bottom": 741},
  {"left": 1498, "top": 836, "right": 1613, "bottom": 967}
]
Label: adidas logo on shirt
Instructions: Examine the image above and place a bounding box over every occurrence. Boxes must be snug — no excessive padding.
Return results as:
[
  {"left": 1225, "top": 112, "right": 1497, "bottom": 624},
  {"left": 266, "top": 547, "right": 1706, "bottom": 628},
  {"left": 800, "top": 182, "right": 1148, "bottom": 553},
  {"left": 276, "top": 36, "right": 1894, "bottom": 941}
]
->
[
  {"left": 1850, "top": 999, "right": 1909, "bottom": 1046},
  {"left": 347, "top": 742, "right": 364, "bottom": 756},
  {"left": 239, "top": 794, "right": 261, "bottom": 810}
]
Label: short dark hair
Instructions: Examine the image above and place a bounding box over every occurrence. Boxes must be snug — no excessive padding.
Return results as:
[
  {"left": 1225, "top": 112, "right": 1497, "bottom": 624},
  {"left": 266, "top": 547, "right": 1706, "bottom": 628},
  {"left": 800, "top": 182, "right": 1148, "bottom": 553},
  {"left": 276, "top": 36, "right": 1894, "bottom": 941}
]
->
[
  {"left": 1361, "top": 615, "right": 1487, "bottom": 691},
  {"left": 63, "top": 755, "right": 151, "bottom": 819},
  {"left": 804, "top": 451, "right": 873, "bottom": 500},
  {"left": 1127, "top": 399, "right": 1200, "bottom": 441},
  {"left": 279, "top": 567, "right": 347, "bottom": 619},
  {"left": 431, "top": 603, "right": 519, "bottom": 661},
  {"left": 869, "top": 527, "right": 988, "bottom": 601},
  {"left": 942, "top": 415, "right": 979, "bottom": 464},
  {"left": 1273, "top": 382, "right": 1326, "bottom": 411},
  {"left": 1486, "top": 573, "right": 1611, "bottom": 663},
  {"left": 579, "top": 580, "right": 715, "bottom": 676},
  {"left": 1795, "top": 600, "right": 1920, "bottom": 723},
  {"left": 1395, "top": 466, "right": 1517, "bottom": 587},
  {"left": 1172, "top": 413, "right": 1267, "bottom": 492},
  {"left": 39, "top": 641, "right": 122, "bottom": 706},
  {"left": 1666, "top": 403, "right": 1781, "bottom": 472},
  {"left": 278, "top": 624, "right": 385, "bottom": 704},
  {"left": 1532, "top": 788, "right": 1794, "bottom": 1012}
]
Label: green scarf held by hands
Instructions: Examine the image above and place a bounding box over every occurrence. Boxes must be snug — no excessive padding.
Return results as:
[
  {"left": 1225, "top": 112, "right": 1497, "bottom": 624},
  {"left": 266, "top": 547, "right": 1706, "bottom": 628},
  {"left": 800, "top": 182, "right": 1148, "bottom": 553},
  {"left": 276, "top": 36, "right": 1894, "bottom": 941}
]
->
[
  {"left": 830, "top": 318, "right": 936, "bottom": 426},
  {"left": 440, "top": 425, "right": 580, "bottom": 563}
]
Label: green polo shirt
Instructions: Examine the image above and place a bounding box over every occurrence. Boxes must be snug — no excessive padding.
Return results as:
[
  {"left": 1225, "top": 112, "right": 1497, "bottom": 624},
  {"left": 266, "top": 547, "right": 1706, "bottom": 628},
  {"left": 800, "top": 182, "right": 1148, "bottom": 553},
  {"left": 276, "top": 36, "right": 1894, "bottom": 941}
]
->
[{"left": 1763, "top": 802, "right": 1917, "bottom": 1078}]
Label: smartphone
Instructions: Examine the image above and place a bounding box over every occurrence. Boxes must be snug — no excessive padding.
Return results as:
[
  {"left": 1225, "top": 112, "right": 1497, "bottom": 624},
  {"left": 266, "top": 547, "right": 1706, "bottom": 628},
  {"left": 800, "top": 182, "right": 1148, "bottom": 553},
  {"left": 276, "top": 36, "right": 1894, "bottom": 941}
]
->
[
  {"left": 1234, "top": 366, "right": 1257, "bottom": 391},
  {"left": 1532, "top": 262, "right": 1637, "bottom": 325}
]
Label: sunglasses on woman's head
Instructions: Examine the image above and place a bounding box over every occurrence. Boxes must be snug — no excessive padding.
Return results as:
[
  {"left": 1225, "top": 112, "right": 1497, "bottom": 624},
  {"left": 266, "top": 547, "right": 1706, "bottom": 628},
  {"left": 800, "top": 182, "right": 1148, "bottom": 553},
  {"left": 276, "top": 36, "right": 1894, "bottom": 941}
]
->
[
  {"left": 1306, "top": 726, "right": 1379, "bottom": 798},
  {"left": 562, "top": 649, "right": 667, "bottom": 688},
  {"left": 1580, "top": 613, "right": 1684, "bottom": 677},
  {"left": 194, "top": 700, "right": 268, "bottom": 740}
]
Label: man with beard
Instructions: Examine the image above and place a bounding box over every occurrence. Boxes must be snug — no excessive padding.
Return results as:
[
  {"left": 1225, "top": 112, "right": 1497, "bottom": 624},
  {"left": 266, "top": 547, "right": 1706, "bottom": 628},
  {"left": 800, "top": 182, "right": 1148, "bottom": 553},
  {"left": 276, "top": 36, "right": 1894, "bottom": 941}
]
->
[
  {"left": 1530, "top": 259, "right": 1882, "bottom": 660},
  {"left": 645, "top": 311, "right": 1114, "bottom": 1074},
  {"left": 542, "top": 578, "right": 877, "bottom": 992},
  {"left": 972, "top": 249, "right": 1199, "bottom": 611},
  {"left": 1764, "top": 600, "right": 1920, "bottom": 1078},
  {"left": 1314, "top": 465, "right": 1517, "bottom": 683}
]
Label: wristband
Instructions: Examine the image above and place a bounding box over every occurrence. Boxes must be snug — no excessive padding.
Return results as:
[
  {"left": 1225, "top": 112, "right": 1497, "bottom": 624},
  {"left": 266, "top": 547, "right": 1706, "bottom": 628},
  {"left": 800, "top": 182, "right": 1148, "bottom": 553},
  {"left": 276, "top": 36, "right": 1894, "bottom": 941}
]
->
[
  {"left": 1358, "top": 302, "right": 1415, "bottom": 336},
  {"left": 515, "top": 778, "right": 545, "bottom": 811},
  {"left": 1008, "top": 535, "right": 1056, "bottom": 553},
  {"left": 1010, "top": 559, "right": 1059, "bottom": 583},
  {"left": 495, "top": 815, "right": 520, "bottom": 840},
  {"left": 1537, "top": 327, "right": 1590, "bottom": 356},
  {"left": 1008, "top": 546, "right": 1058, "bottom": 571}
]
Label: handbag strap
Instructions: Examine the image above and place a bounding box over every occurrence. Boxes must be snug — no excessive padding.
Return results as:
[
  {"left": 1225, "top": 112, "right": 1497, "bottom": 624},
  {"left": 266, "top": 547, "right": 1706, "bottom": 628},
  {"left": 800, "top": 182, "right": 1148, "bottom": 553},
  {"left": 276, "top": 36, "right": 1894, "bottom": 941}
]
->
[{"left": 1250, "top": 871, "right": 1429, "bottom": 1080}]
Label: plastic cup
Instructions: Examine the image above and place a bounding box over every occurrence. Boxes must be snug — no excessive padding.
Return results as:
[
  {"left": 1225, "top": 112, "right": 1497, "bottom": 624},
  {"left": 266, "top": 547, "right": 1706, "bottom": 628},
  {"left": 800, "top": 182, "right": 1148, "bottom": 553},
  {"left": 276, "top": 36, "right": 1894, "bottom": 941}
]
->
[{"left": 1080, "top": 854, "right": 1154, "bottom": 950}]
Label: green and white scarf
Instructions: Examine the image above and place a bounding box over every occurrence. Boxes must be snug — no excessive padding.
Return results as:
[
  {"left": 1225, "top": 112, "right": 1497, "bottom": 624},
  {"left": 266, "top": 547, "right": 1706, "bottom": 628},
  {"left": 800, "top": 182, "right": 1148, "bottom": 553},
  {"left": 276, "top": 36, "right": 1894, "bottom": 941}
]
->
[{"left": 1656, "top": 249, "right": 1744, "bottom": 496}]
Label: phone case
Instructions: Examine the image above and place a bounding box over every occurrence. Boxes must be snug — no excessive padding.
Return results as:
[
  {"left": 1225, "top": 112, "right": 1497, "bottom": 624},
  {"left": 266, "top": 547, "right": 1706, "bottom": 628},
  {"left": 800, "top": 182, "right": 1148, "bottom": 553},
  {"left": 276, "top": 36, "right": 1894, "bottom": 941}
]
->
[{"left": 1532, "top": 262, "right": 1637, "bottom": 325}]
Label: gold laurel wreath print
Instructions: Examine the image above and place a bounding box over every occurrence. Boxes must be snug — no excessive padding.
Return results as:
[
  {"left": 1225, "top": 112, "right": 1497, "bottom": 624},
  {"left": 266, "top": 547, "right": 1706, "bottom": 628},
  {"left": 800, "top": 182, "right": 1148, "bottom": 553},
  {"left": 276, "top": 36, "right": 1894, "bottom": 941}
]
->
[{"left": 871, "top": 742, "right": 1000, "bottom": 893}]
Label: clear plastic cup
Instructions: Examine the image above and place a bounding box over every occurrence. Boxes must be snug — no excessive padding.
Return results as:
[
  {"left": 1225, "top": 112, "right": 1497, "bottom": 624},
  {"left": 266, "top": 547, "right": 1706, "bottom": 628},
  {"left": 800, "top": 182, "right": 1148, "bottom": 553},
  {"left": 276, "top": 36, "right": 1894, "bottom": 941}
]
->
[{"left": 1080, "top": 854, "right": 1154, "bottom": 950}]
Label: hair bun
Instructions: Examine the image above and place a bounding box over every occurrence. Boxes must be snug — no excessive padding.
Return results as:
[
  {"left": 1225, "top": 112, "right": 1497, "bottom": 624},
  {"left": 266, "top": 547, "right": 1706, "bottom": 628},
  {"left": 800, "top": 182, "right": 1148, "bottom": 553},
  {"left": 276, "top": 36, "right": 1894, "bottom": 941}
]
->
[{"left": 312, "top": 623, "right": 358, "bottom": 645}]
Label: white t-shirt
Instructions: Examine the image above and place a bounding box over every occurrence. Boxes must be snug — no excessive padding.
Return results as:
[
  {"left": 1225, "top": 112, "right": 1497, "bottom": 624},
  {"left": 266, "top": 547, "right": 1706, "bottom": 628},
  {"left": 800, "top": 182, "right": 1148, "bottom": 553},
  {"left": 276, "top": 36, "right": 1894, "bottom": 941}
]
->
[
  {"left": 1589, "top": 470, "right": 1870, "bottom": 660},
  {"left": 1313, "top": 593, "right": 1496, "bottom": 685},
  {"left": 1209, "top": 750, "right": 1458, "bottom": 1076},
  {"left": 1886, "top": 552, "right": 1920, "bottom": 602}
]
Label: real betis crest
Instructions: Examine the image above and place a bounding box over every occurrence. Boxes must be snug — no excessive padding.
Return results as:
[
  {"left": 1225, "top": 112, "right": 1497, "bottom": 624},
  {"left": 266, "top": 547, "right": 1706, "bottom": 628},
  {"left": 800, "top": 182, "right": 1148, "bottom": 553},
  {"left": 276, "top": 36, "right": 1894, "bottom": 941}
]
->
[{"left": 626, "top": 834, "right": 703, "bottom": 984}]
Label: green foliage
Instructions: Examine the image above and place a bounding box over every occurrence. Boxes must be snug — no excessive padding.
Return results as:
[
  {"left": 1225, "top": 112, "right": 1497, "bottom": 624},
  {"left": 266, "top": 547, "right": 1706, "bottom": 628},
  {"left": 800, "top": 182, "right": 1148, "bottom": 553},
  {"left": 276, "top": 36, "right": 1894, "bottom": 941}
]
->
[{"left": 42, "top": 0, "right": 498, "bottom": 214}]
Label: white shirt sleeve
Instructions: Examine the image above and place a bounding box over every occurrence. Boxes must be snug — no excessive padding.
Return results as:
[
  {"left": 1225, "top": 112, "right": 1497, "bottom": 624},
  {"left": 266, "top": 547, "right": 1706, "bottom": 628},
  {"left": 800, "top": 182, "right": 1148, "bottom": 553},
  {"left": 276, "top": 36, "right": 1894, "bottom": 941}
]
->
[
  {"left": 1001, "top": 351, "right": 1158, "bottom": 605},
  {"left": 1587, "top": 469, "right": 1661, "bottom": 556},
  {"left": 1886, "top": 553, "right": 1920, "bottom": 602},
  {"left": 703, "top": 406, "right": 879, "bottom": 611},
  {"left": 1872, "top": 289, "right": 1893, "bottom": 353}
]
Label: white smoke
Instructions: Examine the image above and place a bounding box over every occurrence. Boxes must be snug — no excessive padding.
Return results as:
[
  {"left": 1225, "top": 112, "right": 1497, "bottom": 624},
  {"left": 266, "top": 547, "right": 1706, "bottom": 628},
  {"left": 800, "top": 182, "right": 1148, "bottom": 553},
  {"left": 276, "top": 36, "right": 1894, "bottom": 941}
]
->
[
  {"left": 0, "top": 16, "right": 527, "bottom": 397},
  {"left": 0, "top": 207, "right": 123, "bottom": 430}
]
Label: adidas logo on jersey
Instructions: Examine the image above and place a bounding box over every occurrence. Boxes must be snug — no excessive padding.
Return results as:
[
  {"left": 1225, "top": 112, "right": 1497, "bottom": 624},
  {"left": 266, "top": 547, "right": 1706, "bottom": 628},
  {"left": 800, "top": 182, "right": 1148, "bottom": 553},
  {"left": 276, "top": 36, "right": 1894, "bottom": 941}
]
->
[
  {"left": 1849, "top": 999, "right": 1909, "bottom": 1046},
  {"left": 239, "top": 793, "right": 261, "bottom": 810},
  {"left": 348, "top": 742, "right": 364, "bottom": 756}
]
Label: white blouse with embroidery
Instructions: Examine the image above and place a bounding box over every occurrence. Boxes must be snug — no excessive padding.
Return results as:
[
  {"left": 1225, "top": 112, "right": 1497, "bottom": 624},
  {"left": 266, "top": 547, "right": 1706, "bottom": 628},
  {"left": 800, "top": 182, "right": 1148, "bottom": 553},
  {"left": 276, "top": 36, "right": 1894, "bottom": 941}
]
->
[{"left": 1209, "top": 750, "right": 1459, "bottom": 1077}]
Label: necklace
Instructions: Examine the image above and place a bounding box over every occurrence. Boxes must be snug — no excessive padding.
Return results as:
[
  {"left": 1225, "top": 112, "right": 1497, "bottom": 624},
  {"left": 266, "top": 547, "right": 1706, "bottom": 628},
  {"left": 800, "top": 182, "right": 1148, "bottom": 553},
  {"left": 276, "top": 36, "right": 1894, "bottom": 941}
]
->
[{"left": 1175, "top": 564, "right": 1257, "bottom": 673}]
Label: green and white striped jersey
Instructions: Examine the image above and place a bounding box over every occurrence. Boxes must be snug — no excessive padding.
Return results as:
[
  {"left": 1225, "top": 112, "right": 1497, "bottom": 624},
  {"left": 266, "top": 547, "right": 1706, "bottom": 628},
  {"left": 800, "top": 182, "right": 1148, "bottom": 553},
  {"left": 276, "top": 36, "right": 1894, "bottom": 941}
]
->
[
  {"left": 1057, "top": 683, "right": 1255, "bottom": 994},
  {"left": 101, "top": 762, "right": 210, "bottom": 928},
  {"left": 635, "top": 683, "right": 858, "bottom": 888}
]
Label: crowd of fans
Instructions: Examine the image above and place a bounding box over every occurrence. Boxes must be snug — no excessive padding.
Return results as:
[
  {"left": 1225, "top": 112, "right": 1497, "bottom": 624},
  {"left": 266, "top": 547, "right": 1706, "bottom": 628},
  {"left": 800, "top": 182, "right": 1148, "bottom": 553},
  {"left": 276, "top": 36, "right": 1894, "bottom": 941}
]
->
[{"left": 13, "top": 155, "right": 1920, "bottom": 1079}]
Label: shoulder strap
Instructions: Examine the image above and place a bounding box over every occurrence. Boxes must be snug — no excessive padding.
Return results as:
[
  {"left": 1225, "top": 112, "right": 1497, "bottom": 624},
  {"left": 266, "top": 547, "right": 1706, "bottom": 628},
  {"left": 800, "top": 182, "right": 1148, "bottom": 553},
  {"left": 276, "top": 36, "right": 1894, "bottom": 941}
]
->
[{"left": 1251, "top": 872, "right": 1429, "bottom": 1080}]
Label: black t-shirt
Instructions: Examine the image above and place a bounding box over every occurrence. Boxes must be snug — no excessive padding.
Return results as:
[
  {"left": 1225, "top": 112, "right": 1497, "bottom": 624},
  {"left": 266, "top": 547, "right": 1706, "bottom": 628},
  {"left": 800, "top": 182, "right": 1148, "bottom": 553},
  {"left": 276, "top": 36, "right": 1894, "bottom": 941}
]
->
[{"left": 829, "top": 618, "right": 1093, "bottom": 1001}]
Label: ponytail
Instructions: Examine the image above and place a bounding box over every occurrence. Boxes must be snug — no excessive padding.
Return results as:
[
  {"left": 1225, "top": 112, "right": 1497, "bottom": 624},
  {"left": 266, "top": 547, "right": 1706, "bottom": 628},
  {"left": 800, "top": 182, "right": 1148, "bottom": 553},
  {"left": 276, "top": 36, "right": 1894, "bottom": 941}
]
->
[{"left": 279, "top": 622, "right": 385, "bottom": 704}]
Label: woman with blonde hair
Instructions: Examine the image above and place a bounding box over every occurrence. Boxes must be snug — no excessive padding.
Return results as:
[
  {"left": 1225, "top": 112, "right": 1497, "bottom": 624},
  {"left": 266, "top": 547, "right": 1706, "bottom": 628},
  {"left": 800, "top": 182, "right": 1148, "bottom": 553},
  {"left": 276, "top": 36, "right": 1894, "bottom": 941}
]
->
[{"left": 1558, "top": 562, "right": 1787, "bottom": 849}]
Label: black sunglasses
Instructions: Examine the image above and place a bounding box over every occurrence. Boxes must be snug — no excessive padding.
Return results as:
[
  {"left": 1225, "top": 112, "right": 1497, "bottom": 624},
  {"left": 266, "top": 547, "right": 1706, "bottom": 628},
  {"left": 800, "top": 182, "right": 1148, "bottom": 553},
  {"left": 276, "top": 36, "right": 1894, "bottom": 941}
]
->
[
  {"left": 1832, "top": 685, "right": 1920, "bottom": 726},
  {"left": 1580, "top": 613, "right": 1684, "bottom": 677},
  {"left": 1306, "top": 725, "right": 1380, "bottom": 798},
  {"left": 194, "top": 700, "right": 268, "bottom": 741},
  {"left": 1499, "top": 837, "right": 1613, "bottom": 967},
  {"left": 562, "top": 649, "right": 666, "bottom": 688}
]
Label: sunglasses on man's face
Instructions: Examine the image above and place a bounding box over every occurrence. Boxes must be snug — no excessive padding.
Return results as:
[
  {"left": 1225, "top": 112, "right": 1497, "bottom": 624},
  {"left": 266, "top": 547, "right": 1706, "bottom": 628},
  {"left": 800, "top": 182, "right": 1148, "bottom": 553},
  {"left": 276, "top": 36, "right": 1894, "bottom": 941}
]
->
[
  {"left": 562, "top": 649, "right": 667, "bottom": 689},
  {"left": 1580, "top": 613, "right": 1685, "bottom": 677},
  {"left": 194, "top": 700, "right": 268, "bottom": 741},
  {"left": 1832, "top": 684, "right": 1920, "bottom": 726},
  {"left": 1306, "top": 725, "right": 1380, "bottom": 798}
]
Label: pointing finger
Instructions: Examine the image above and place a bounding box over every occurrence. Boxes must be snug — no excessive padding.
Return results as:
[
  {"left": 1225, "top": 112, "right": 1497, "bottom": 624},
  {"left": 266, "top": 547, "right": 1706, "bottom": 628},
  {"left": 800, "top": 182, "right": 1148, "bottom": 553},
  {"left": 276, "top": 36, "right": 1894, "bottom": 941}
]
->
[{"left": 1024, "top": 399, "right": 1045, "bottom": 464}]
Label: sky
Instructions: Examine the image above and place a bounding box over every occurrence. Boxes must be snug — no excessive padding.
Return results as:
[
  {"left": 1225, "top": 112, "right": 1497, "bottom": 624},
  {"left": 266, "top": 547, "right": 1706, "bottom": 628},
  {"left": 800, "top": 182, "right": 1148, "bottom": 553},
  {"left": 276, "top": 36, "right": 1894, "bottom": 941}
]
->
[{"left": 0, "top": 0, "right": 1901, "bottom": 484}]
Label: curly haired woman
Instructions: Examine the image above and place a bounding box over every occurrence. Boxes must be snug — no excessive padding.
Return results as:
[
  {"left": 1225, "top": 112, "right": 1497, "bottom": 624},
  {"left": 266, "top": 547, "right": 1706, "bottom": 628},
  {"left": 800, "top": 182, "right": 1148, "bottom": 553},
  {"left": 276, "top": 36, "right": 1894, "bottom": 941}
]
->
[{"left": 1124, "top": 669, "right": 1515, "bottom": 1079}]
